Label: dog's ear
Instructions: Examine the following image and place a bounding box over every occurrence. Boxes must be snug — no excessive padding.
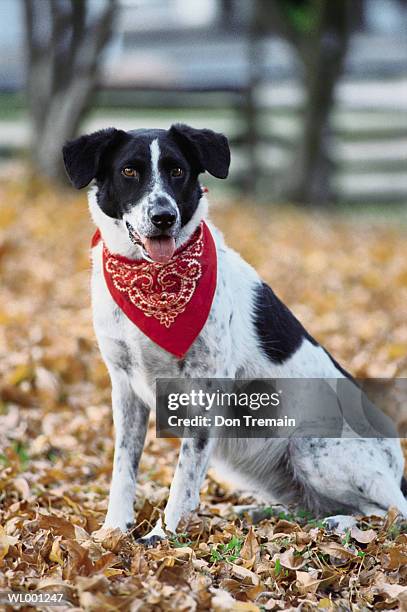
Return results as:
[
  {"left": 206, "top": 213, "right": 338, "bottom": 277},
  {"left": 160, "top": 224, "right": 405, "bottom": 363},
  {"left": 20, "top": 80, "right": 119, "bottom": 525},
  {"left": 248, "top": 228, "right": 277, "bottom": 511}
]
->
[
  {"left": 169, "top": 123, "right": 230, "bottom": 179},
  {"left": 62, "top": 128, "right": 125, "bottom": 189}
]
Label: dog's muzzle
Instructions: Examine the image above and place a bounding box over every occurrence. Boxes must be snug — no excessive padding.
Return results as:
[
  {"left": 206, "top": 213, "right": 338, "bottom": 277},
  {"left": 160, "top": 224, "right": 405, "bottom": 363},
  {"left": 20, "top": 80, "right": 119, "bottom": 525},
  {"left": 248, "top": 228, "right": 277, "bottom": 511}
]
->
[
  {"left": 125, "top": 221, "right": 176, "bottom": 264},
  {"left": 150, "top": 210, "right": 176, "bottom": 230}
]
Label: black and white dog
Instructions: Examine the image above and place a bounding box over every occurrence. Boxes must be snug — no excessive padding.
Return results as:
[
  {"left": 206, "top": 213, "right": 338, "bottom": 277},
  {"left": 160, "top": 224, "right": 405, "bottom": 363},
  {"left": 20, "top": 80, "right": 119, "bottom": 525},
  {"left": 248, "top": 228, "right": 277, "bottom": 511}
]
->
[{"left": 63, "top": 124, "right": 407, "bottom": 541}]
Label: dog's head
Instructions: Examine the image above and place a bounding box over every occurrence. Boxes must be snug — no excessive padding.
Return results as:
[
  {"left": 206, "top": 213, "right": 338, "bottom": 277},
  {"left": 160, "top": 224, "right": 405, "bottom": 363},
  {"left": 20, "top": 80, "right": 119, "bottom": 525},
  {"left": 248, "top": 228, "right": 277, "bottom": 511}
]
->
[{"left": 62, "top": 124, "right": 230, "bottom": 262}]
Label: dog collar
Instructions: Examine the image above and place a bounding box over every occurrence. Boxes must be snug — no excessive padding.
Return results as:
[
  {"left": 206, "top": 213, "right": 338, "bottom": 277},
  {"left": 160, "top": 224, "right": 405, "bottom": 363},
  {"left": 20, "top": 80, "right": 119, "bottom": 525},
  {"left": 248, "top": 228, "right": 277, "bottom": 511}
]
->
[{"left": 91, "top": 221, "right": 217, "bottom": 358}]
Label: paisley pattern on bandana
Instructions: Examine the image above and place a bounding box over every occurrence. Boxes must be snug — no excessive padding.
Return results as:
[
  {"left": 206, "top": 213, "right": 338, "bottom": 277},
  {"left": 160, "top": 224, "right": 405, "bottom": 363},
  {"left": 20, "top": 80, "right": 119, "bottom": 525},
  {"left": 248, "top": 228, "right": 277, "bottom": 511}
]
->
[
  {"left": 104, "top": 226, "right": 204, "bottom": 328},
  {"left": 92, "top": 221, "right": 217, "bottom": 358}
]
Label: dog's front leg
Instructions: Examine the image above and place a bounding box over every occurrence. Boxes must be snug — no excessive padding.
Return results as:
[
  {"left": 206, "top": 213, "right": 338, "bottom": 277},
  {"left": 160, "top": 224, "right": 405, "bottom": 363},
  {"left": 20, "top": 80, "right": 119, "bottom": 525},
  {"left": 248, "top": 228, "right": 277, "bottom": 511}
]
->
[
  {"left": 103, "top": 372, "right": 150, "bottom": 532},
  {"left": 142, "top": 436, "right": 214, "bottom": 544}
]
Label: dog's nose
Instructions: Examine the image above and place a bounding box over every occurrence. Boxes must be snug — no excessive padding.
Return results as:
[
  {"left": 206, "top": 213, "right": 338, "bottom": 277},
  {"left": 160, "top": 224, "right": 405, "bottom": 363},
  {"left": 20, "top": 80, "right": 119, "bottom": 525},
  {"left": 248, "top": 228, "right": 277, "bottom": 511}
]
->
[{"left": 150, "top": 211, "right": 176, "bottom": 230}]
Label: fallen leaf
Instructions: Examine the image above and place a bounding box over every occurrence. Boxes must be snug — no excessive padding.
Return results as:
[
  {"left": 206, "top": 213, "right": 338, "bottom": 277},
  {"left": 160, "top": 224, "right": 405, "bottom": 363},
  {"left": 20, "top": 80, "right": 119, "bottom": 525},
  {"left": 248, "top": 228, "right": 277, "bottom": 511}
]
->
[
  {"left": 318, "top": 597, "right": 333, "bottom": 609},
  {"left": 230, "top": 563, "right": 260, "bottom": 586},
  {"left": 13, "top": 477, "right": 30, "bottom": 500},
  {"left": 350, "top": 525, "right": 377, "bottom": 544},
  {"left": 318, "top": 542, "right": 358, "bottom": 561},
  {"left": 38, "top": 514, "right": 75, "bottom": 539},
  {"left": 275, "top": 547, "right": 307, "bottom": 570},
  {"left": 49, "top": 537, "right": 64, "bottom": 566},
  {"left": 0, "top": 525, "right": 19, "bottom": 561},
  {"left": 296, "top": 569, "right": 322, "bottom": 594},
  {"left": 240, "top": 527, "right": 260, "bottom": 562}
]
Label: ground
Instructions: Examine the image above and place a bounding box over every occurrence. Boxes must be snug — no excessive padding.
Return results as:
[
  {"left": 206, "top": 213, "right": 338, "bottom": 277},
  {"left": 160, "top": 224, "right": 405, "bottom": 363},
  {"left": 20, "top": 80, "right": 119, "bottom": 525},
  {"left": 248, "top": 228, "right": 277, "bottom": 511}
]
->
[{"left": 0, "top": 175, "right": 406, "bottom": 611}]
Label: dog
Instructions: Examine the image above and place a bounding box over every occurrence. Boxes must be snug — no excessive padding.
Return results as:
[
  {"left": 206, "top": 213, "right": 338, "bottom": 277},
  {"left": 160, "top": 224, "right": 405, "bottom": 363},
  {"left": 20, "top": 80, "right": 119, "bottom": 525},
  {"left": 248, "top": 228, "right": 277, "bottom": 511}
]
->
[{"left": 62, "top": 124, "right": 407, "bottom": 541}]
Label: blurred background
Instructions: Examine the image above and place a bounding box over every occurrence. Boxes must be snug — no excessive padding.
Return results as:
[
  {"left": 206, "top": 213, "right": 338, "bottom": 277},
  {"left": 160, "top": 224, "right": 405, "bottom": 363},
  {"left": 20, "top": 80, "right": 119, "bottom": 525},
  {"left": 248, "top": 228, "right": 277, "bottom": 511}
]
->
[
  {"left": 0, "top": 5, "right": 407, "bottom": 598},
  {"left": 0, "top": 1, "right": 406, "bottom": 393},
  {"left": 0, "top": 0, "right": 406, "bottom": 204}
]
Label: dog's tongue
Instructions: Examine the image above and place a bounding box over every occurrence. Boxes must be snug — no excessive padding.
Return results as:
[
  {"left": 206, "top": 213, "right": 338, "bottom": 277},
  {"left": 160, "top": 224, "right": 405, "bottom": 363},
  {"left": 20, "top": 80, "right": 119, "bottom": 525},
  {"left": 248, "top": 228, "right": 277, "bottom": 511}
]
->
[{"left": 144, "top": 236, "right": 176, "bottom": 264}]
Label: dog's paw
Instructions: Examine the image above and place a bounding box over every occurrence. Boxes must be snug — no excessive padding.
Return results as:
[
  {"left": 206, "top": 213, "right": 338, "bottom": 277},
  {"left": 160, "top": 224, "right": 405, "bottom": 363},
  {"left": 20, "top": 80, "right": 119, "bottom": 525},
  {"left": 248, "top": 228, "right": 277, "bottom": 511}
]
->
[
  {"left": 136, "top": 518, "right": 168, "bottom": 547},
  {"left": 137, "top": 533, "right": 166, "bottom": 547},
  {"left": 100, "top": 519, "right": 134, "bottom": 534},
  {"left": 324, "top": 515, "right": 357, "bottom": 534},
  {"left": 102, "top": 508, "right": 135, "bottom": 533}
]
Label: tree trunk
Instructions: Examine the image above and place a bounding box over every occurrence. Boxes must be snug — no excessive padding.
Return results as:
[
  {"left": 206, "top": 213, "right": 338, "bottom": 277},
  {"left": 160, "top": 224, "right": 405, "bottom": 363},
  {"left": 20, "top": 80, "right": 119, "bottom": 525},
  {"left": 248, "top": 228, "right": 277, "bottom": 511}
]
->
[
  {"left": 278, "top": 1, "right": 350, "bottom": 204},
  {"left": 286, "top": 13, "right": 346, "bottom": 204},
  {"left": 241, "top": 0, "right": 264, "bottom": 195},
  {"left": 23, "top": 0, "right": 116, "bottom": 184}
]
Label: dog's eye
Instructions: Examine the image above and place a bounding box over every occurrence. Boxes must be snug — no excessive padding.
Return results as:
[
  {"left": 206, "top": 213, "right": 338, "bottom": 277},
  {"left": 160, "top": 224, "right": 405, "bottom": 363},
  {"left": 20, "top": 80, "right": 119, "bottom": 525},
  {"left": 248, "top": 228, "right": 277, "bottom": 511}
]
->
[
  {"left": 170, "top": 167, "right": 184, "bottom": 178},
  {"left": 122, "top": 167, "right": 139, "bottom": 179}
]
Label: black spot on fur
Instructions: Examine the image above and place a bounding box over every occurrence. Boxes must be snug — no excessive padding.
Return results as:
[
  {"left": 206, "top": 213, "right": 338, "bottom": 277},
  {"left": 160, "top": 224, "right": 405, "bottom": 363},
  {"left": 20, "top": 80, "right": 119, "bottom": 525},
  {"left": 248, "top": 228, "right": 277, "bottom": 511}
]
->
[
  {"left": 131, "top": 456, "right": 140, "bottom": 477},
  {"left": 113, "top": 307, "right": 122, "bottom": 323},
  {"left": 253, "top": 282, "right": 318, "bottom": 364},
  {"left": 325, "top": 518, "right": 339, "bottom": 531},
  {"left": 401, "top": 476, "right": 407, "bottom": 496},
  {"left": 384, "top": 447, "right": 395, "bottom": 469},
  {"left": 323, "top": 348, "right": 353, "bottom": 380},
  {"left": 138, "top": 533, "right": 164, "bottom": 547},
  {"left": 114, "top": 340, "right": 132, "bottom": 373},
  {"left": 195, "top": 437, "right": 208, "bottom": 452},
  {"left": 253, "top": 282, "right": 354, "bottom": 378},
  {"left": 186, "top": 489, "right": 191, "bottom": 499}
]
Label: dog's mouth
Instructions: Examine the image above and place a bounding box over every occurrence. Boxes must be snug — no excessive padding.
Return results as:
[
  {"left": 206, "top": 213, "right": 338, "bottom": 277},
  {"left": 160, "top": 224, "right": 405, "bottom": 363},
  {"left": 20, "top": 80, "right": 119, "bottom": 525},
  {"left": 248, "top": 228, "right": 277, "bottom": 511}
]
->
[{"left": 126, "top": 222, "right": 176, "bottom": 264}]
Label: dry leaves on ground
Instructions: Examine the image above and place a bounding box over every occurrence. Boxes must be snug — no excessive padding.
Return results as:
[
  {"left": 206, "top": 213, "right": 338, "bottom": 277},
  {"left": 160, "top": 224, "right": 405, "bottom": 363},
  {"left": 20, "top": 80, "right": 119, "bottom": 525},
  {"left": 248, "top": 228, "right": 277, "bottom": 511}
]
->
[{"left": 0, "top": 176, "right": 406, "bottom": 611}]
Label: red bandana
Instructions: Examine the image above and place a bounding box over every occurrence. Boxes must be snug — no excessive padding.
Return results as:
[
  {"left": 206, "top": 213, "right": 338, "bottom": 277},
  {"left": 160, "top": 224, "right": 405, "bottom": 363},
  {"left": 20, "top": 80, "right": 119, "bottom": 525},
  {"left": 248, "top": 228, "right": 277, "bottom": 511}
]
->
[{"left": 91, "top": 222, "right": 217, "bottom": 358}]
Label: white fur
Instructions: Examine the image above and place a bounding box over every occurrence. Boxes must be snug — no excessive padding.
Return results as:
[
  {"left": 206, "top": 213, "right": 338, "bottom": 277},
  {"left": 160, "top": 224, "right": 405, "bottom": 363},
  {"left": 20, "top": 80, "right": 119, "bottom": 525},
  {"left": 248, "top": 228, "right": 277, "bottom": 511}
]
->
[
  {"left": 89, "top": 191, "right": 407, "bottom": 537},
  {"left": 123, "top": 139, "right": 180, "bottom": 249}
]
